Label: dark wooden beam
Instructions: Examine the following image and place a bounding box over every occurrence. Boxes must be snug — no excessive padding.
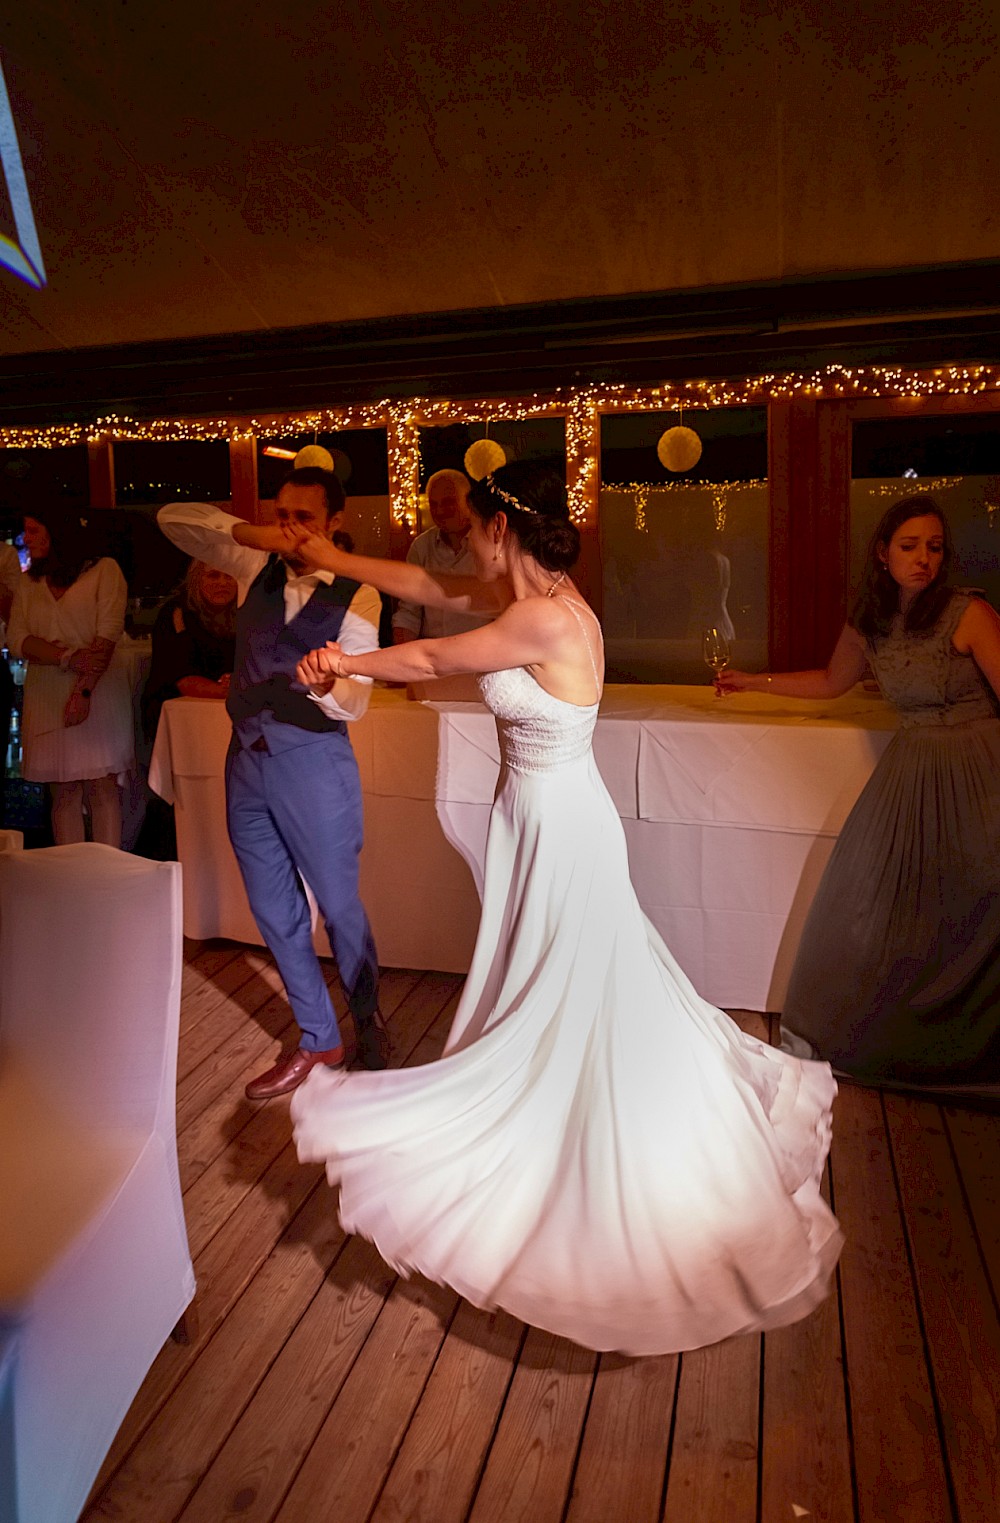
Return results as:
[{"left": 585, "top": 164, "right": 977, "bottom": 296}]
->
[{"left": 1, "top": 261, "right": 999, "bottom": 425}]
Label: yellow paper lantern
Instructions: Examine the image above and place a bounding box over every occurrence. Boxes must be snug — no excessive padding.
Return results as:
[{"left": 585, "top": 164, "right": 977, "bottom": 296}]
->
[
  {"left": 464, "top": 438, "right": 507, "bottom": 480},
  {"left": 294, "top": 444, "right": 335, "bottom": 471},
  {"left": 657, "top": 426, "right": 703, "bottom": 473}
]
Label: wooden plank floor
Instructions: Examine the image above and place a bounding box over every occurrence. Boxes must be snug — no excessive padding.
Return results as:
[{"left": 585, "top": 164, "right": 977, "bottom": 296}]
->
[{"left": 83, "top": 942, "right": 1000, "bottom": 1523}]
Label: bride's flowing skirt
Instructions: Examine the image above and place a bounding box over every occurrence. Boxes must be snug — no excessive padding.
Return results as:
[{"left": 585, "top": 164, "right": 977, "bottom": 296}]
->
[{"left": 293, "top": 753, "right": 841, "bottom": 1355}]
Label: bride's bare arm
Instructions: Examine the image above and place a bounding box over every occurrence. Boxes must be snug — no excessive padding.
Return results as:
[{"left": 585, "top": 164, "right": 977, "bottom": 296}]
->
[
  {"left": 298, "top": 599, "right": 570, "bottom": 690},
  {"left": 290, "top": 530, "right": 510, "bottom": 615}
]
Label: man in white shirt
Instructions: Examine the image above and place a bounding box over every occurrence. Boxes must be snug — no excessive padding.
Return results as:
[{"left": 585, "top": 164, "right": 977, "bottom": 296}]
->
[
  {"left": 158, "top": 468, "right": 389, "bottom": 1097},
  {"left": 392, "top": 469, "right": 495, "bottom": 642}
]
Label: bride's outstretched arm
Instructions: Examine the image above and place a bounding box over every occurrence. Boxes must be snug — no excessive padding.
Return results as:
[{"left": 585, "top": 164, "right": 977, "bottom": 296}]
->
[
  {"left": 297, "top": 599, "right": 562, "bottom": 690},
  {"left": 290, "top": 529, "right": 509, "bottom": 616}
]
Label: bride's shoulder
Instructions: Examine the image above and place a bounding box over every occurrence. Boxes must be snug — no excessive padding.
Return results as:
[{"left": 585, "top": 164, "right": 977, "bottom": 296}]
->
[{"left": 498, "top": 594, "right": 560, "bottom": 624}]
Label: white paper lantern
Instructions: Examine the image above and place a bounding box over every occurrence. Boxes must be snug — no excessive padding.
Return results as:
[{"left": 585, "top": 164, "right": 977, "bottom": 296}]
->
[
  {"left": 464, "top": 438, "right": 507, "bottom": 480},
  {"left": 656, "top": 426, "right": 703, "bottom": 473},
  {"left": 294, "top": 444, "right": 335, "bottom": 471}
]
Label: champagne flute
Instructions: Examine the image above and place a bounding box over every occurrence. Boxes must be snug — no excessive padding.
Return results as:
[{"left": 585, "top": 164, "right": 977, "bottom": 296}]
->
[{"left": 703, "top": 626, "right": 730, "bottom": 693}]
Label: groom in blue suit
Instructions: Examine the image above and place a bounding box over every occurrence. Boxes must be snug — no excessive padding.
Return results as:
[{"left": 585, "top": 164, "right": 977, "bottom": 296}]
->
[{"left": 159, "top": 468, "right": 389, "bottom": 1097}]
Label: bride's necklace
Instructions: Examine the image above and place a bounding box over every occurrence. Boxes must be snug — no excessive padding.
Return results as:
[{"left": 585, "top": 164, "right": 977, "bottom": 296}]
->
[{"left": 545, "top": 571, "right": 567, "bottom": 598}]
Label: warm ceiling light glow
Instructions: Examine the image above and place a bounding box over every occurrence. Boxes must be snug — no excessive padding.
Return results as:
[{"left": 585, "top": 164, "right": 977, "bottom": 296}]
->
[{"left": 262, "top": 445, "right": 296, "bottom": 459}]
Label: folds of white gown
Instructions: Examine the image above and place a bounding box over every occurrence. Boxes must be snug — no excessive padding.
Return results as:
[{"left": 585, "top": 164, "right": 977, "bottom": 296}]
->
[{"left": 293, "top": 752, "right": 842, "bottom": 1355}]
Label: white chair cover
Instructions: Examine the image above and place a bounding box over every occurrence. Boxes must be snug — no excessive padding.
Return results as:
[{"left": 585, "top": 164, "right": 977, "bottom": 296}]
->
[{"left": 0, "top": 844, "right": 195, "bottom": 1523}]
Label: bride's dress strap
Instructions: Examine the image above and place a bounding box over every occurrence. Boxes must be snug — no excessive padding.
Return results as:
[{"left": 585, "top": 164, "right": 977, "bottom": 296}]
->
[{"left": 557, "top": 596, "right": 603, "bottom": 703}]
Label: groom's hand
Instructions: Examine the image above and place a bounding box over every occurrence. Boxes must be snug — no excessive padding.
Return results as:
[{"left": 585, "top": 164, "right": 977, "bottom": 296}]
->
[{"left": 296, "top": 646, "right": 336, "bottom": 694}]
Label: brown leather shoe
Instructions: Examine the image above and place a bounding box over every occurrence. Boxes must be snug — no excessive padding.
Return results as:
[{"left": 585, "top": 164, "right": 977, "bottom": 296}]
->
[
  {"left": 245, "top": 1044, "right": 345, "bottom": 1100},
  {"left": 354, "top": 1008, "right": 391, "bottom": 1071}
]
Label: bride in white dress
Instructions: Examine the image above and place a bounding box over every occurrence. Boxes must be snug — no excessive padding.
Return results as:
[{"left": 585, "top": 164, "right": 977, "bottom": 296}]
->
[{"left": 288, "top": 462, "right": 842, "bottom": 1355}]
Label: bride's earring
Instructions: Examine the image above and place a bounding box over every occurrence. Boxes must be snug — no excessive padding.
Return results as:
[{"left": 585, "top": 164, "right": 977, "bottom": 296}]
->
[{"left": 493, "top": 535, "right": 502, "bottom": 563}]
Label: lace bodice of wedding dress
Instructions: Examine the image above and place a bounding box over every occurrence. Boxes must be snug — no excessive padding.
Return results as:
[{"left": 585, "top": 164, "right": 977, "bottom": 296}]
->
[{"left": 477, "top": 666, "right": 598, "bottom": 773}]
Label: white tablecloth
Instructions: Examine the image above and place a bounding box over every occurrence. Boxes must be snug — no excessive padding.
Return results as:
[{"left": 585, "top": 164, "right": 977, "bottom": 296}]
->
[{"left": 149, "top": 685, "right": 897, "bottom": 1010}]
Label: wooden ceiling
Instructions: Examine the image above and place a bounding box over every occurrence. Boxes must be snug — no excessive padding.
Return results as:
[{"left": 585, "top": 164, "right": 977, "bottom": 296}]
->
[{"left": 1, "top": 0, "right": 999, "bottom": 414}]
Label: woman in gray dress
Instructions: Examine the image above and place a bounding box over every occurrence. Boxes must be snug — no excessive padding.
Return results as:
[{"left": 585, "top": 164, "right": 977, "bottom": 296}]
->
[{"left": 719, "top": 495, "right": 1000, "bottom": 1094}]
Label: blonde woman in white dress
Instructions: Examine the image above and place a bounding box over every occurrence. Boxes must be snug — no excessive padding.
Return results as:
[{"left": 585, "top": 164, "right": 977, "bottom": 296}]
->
[
  {"left": 7, "top": 509, "right": 132, "bottom": 846},
  {"left": 287, "top": 462, "right": 842, "bottom": 1356}
]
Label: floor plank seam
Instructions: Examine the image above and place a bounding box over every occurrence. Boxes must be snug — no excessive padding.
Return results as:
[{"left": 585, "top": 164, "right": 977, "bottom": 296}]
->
[
  {"left": 85, "top": 1176, "right": 320, "bottom": 1514},
  {"left": 826, "top": 1150, "right": 863, "bottom": 1523},
  {"left": 754, "top": 1332, "right": 765, "bottom": 1523},
  {"left": 881, "top": 1094, "right": 962, "bottom": 1523},
  {"left": 460, "top": 1320, "right": 531, "bottom": 1523},
  {"left": 363, "top": 1291, "right": 466, "bottom": 1523},
  {"left": 175, "top": 1228, "right": 368, "bottom": 1523},
  {"left": 940, "top": 1107, "right": 1000, "bottom": 1326},
  {"left": 261, "top": 1270, "right": 404, "bottom": 1523}
]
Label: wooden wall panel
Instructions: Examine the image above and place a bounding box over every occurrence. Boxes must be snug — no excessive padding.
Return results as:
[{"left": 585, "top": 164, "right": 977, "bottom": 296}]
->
[
  {"left": 87, "top": 438, "right": 115, "bottom": 509},
  {"left": 228, "top": 437, "right": 258, "bottom": 523},
  {"left": 814, "top": 401, "right": 851, "bottom": 663},
  {"left": 769, "top": 399, "right": 821, "bottom": 670}
]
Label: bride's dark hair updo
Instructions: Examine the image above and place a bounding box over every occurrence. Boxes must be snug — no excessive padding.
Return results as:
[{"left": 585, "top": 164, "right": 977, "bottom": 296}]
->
[{"left": 468, "top": 461, "right": 580, "bottom": 573}]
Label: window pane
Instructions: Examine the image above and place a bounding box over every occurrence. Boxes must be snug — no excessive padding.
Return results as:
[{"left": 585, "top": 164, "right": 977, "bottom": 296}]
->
[
  {"left": 114, "top": 440, "right": 231, "bottom": 505},
  {"left": 600, "top": 408, "right": 768, "bottom": 683},
  {"left": 110, "top": 441, "right": 232, "bottom": 601},
  {"left": 0, "top": 444, "right": 89, "bottom": 537}
]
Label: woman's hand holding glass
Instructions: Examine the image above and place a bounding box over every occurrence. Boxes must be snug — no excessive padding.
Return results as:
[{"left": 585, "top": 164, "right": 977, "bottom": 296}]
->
[
  {"left": 703, "top": 626, "right": 731, "bottom": 695},
  {"left": 713, "top": 667, "right": 756, "bottom": 695}
]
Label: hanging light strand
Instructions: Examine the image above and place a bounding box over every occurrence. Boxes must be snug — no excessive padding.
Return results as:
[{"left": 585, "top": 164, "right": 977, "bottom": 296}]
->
[{"left": 2, "top": 365, "right": 999, "bottom": 531}]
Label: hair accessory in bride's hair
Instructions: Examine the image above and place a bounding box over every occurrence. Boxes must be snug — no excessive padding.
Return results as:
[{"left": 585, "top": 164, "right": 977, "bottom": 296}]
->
[{"left": 485, "top": 475, "right": 531, "bottom": 516}]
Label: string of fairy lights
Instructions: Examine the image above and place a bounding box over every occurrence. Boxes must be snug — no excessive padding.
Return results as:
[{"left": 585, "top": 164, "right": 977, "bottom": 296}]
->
[
  {"left": 604, "top": 476, "right": 970, "bottom": 534},
  {"left": 864, "top": 476, "right": 963, "bottom": 499},
  {"left": 2, "top": 364, "right": 999, "bottom": 530},
  {"left": 604, "top": 480, "right": 768, "bottom": 534}
]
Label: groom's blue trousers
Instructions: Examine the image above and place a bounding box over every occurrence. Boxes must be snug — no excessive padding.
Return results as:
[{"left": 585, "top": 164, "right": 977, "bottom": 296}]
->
[{"left": 225, "top": 733, "right": 379, "bottom": 1052}]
